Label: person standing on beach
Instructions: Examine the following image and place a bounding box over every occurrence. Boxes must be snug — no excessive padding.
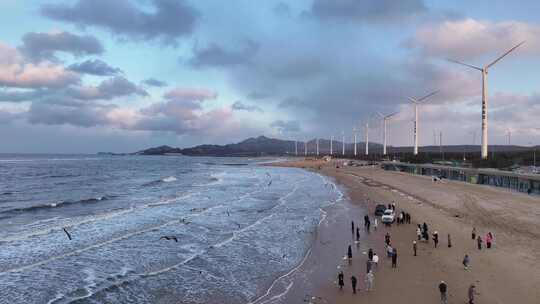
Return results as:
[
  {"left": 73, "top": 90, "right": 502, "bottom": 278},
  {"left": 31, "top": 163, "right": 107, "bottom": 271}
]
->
[
  {"left": 391, "top": 248, "right": 398, "bottom": 268},
  {"left": 433, "top": 231, "right": 439, "bottom": 248},
  {"left": 477, "top": 235, "right": 482, "bottom": 250},
  {"left": 417, "top": 226, "right": 422, "bottom": 241},
  {"left": 356, "top": 227, "right": 360, "bottom": 242},
  {"left": 372, "top": 253, "right": 379, "bottom": 270},
  {"left": 351, "top": 275, "right": 358, "bottom": 294},
  {"left": 368, "top": 248, "right": 374, "bottom": 261},
  {"left": 486, "top": 232, "right": 493, "bottom": 249},
  {"left": 348, "top": 245, "right": 353, "bottom": 259},
  {"left": 447, "top": 234, "right": 452, "bottom": 248},
  {"left": 472, "top": 227, "right": 476, "bottom": 240},
  {"left": 468, "top": 284, "right": 478, "bottom": 304},
  {"left": 365, "top": 270, "right": 374, "bottom": 291},
  {"left": 338, "top": 271, "right": 344, "bottom": 290},
  {"left": 439, "top": 281, "right": 448, "bottom": 304},
  {"left": 364, "top": 215, "right": 369, "bottom": 228},
  {"left": 352, "top": 221, "right": 355, "bottom": 234},
  {"left": 385, "top": 232, "right": 391, "bottom": 246},
  {"left": 463, "top": 254, "right": 470, "bottom": 270},
  {"left": 413, "top": 240, "right": 417, "bottom": 256},
  {"left": 374, "top": 218, "right": 378, "bottom": 231}
]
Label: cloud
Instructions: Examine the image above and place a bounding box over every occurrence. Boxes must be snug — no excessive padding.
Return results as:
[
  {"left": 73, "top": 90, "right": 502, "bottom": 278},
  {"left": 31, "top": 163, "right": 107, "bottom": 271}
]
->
[
  {"left": 142, "top": 78, "right": 168, "bottom": 87},
  {"left": 247, "top": 91, "right": 271, "bottom": 100},
  {"left": 68, "top": 59, "right": 122, "bottom": 76},
  {"left": 231, "top": 101, "right": 263, "bottom": 112},
  {"left": 188, "top": 40, "right": 259, "bottom": 68},
  {"left": 0, "top": 43, "right": 80, "bottom": 89},
  {"left": 41, "top": 0, "right": 198, "bottom": 45},
  {"left": 406, "top": 18, "right": 540, "bottom": 59},
  {"left": 18, "top": 31, "right": 104, "bottom": 62},
  {"left": 163, "top": 87, "right": 218, "bottom": 102},
  {"left": 67, "top": 76, "right": 148, "bottom": 100},
  {"left": 28, "top": 98, "right": 113, "bottom": 127},
  {"left": 270, "top": 120, "right": 301, "bottom": 133},
  {"left": 308, "top": 0, "right": 427, "bottom": 23}
]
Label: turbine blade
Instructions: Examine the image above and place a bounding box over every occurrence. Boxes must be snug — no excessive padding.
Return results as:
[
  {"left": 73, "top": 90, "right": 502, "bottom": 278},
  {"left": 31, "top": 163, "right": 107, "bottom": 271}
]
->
[
  {"left": 417, "top": 90, "right": 439, "bottom": 102},
  {"left": 376, "top": 111, "right": 384, "bottom": 118},
  {"left": 486, "top": 41, "right": 526, "bottom": 69},
  {"left": 385, "top": 111, "right": 398, "bottom": 119},
  {"left": 447, "top": 58, "right": 482, "bottom": 71},
  {"left": 408, "top": 97, "right": 418, "bottom": 103}
]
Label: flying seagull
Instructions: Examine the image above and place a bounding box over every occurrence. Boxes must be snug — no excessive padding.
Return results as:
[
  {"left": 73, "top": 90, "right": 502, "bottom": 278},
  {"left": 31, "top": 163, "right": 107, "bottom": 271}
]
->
[
  {"left": 160, "top": 236, "right": 178, "bottom": 242},
  {"left": 62, "top": 227, "right": 72, "bottom": 240}
]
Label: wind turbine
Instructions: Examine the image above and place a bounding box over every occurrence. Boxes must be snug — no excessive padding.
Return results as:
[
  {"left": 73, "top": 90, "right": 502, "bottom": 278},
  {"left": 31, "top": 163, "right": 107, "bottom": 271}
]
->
[
  {"left": 364, "top": 121, "right": 369, "bottom": 156},
  {"left": 353, "top": 127, "right": 357, "bottom": 156},
  {"left": 408, "top": 90, "right": 438, "bottom": 155},
  {"left": 304, "top": 138, "right": 307, "bottom": 156},
  {"left": 342, "top": 131, "right": 345, "bottom": 156},
  {"left": 295, "top": 139, "right": 298, "bottom": 156},
  {"left": 506, "top": 129, "right": 512, "bottom": 145},
  {"left": 448, "top": 41, "right": 525, "bottom": 159},
  {"left": 330, "top": 135, "right": 333, "bottom": 155},
  {"left": 316, "top": 137, "right": 320, "bottom": 156},
  {"left": 377, "top": 112, "right": 398, "bottom": 155}
]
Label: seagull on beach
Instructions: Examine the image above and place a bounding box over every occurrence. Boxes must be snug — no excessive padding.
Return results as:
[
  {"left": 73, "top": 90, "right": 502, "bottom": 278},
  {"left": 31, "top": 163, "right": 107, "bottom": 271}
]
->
[
  {"left": 62, "top": 227, "right": 72, "bottom": 240},
  {"left": 160, "top": 236, "right": 178, "bottom": 242}
]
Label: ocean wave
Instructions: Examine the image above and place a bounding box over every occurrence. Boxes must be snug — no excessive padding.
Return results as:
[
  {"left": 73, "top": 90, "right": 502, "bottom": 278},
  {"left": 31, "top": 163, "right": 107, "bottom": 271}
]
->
[
  {"left": 142, "top": 176, "right": 177, "bottom": 187},
  {"left": 0, "top": 196, "right": 109, "bottom": 215}
]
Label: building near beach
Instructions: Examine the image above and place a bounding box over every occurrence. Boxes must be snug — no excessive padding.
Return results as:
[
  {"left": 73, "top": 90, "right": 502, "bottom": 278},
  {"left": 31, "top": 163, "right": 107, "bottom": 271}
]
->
[{"left": 381, "top": 162, "right": 540, "bottom": 195}]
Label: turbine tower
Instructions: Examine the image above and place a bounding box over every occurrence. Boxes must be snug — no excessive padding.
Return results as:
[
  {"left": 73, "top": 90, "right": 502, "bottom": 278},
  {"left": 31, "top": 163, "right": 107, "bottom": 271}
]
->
[
  {"left": 365, "top": 122, "right": 369, "bottom": 156},
  {"left": 353, "top": 127, "right": 357, "bottom": 156},
  {"left": 316, "top": 137, "right": 320, "bottom": 156},
  {"left": 330, "top": 135, "right": 333, "bottom": 155},
  {"left": 342, "top": 131, "right": 345, "bottom": 156},
  {"left": 295, "top": 139, "right": 298, "bottom": 156},
  {"left": 449, "top": 41, "right": 525, "bottom": 159},
  {"left": 377, "top": 112, "right": 398, "bottom": 156},
  {"left": 304, "top": 138, "right": 307, "bottom": 156},
  {"left": 408, "top": 90, "right": 438, "bottom": 155}
]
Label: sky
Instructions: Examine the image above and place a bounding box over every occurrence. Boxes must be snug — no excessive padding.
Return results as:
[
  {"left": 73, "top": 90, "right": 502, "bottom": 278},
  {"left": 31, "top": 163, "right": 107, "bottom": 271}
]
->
[{"left": 1, "top": 0, "right": 540, "bottom": 153}]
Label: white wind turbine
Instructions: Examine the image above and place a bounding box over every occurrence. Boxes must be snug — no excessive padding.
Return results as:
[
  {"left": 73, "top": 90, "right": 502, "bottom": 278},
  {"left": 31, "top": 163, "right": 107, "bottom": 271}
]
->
[
  {"left": 304, "top": 137, "right": 308, "bottom": 156},
  {"left": 448, "top": 41, "right": 525, "bottom": 159},
  {"left": 330, "top": 135, "right": 333, "bottom": 155},
  {"left": 316, "top": 137, "right": 320, "bottom": 156},
  {"left": 408, "top": 90, "right": 438, "bottom": 155},
  {"left": 364, "top": 121, "right": 369, "bottom": 156},
  {"left": 353, "top": 126, "right": 357, "bottom": 156},
  {"left": 342, "top": 131, "right": 345, "bottom": 156},
  {"left": 377, "top": 112, "right": 398, "bottom": 156}
]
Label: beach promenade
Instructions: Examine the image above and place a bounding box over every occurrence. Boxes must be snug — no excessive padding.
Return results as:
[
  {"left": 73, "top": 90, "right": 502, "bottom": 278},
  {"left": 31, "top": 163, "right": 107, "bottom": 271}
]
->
[{"left": 270, "top": 159, "right": 539, "bottom": 304}]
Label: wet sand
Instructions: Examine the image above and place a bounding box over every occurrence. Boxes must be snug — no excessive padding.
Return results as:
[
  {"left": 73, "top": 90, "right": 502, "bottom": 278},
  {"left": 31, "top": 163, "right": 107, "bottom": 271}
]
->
[{"left": 267, "top": 159, "right": 540, "bottom": 304}]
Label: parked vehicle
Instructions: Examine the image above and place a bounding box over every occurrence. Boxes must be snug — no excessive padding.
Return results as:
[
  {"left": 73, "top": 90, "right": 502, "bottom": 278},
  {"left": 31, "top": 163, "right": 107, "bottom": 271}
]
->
[
  {"left": 381, "top": 209, "right": 395, "bottom": 223},
  {"left": 374, "top": 204, "right": 387, "bottom": 216}
]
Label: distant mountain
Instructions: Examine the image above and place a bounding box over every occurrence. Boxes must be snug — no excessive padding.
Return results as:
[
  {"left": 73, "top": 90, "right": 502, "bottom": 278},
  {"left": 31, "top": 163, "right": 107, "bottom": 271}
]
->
[
  {"left": 135, "top": 136, "right": 538, "bottom": 157},
  {"left": 136, "top": 136, "right": 382, "bottom": 156}
]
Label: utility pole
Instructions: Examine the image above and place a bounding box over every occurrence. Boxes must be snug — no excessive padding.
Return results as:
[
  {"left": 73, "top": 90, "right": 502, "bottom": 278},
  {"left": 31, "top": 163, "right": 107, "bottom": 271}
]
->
[
  {"left": 342, "top": 131, "right": 345, "bottom": 156},
  {"left": 439, "top": 131, "right": 444, "bottom": 161},
  {"left": 365, "top": 122, "right": 369, "bottom": 156},
  {"left": 353, "top": 127, "right": 357, "bottom": 156},
  {"left": 295, "top": 140, "right": 298, "bottom": 156},
  {"left": 304, "top": 139, "right": 307, "bottom": 156}
]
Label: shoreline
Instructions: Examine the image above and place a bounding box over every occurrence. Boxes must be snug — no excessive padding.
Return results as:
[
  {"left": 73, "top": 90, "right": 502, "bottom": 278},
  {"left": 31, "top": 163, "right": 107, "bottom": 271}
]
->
[{"left": 265, "top": 159, "right": 539, "bottom": 304}]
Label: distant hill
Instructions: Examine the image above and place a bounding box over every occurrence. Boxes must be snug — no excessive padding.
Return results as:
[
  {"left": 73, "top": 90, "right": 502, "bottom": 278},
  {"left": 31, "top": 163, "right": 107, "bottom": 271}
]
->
[
  {"left": 134, "top": 136, "right": 538, "bottom": 157},
  {"left": 135, "top": 135, "right": 382, "bottom": 156}
]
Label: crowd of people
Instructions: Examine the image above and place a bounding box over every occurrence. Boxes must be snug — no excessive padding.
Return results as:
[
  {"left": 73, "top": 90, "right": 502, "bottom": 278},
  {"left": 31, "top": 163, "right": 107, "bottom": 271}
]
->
[{"left": 336, "top": 202, "right": 494, "bottom": 304}]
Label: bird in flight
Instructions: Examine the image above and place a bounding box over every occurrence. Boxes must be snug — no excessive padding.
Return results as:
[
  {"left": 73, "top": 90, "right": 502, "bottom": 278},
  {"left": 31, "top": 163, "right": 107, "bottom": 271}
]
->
[{"left": 160, "top": 236, "right": 178, "bottom": 242}]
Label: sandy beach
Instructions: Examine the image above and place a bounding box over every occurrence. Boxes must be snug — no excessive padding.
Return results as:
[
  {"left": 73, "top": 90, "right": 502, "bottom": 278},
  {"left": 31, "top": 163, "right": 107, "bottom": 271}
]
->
[{"left": 267, "top": 159, "right": 540, "bottom": 304}]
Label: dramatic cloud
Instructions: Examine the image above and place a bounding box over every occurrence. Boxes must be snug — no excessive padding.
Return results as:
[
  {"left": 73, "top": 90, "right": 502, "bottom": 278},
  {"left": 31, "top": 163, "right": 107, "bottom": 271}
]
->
[
  {"left": 41, "top": 0, "right": 198, "bottom": 44},
  {"left": 309, "top": 0, "right": 427, "bottom": 23},
  {"left": 28, "top": 98, "right": 113, "bottom": 127},
  {"left": 0, "top": 43, "right": 80, "bottom": 89},
  {"left": 270, "top": 120, "right": 301, "bottom": 133},
  {"left": 68, "top": 59, "right": 122, "bottom": 76},
  {"left": 231, "top": 101, "right": 263, "bottom": 112},
  {"left": 188, "top": 41, "right": 259, "bottom": 68},
  {"left": 163, "top": 88, "right": 217, "bottom": 102},
  {"left": 67, "top": 76, "right": 148, "bottom": 100},
  {"left": 407, "top": 19, "right": 540, "bottom": 59},
  {"left": 19, "top": 31, "right": 103, "bottom": 61},
  {"left": 142, "top": 78, "right": 168, "bottom": 87}
]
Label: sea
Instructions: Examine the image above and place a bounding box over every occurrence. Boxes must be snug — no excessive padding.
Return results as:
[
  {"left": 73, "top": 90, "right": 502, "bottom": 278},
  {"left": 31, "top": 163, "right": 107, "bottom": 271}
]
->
[{"left": 0, "top": 154, "right": 344, "bottom": 304}]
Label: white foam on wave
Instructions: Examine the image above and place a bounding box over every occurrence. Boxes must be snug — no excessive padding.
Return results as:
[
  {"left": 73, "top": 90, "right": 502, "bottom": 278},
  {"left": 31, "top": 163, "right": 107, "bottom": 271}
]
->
[{"left": 161, "top": 176, "right": 177, "bottom": 183}]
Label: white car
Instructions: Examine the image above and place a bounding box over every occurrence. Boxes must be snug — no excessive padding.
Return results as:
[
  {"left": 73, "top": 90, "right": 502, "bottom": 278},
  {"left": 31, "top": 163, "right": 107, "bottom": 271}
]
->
[{"left": 381, "top": 209, "right": 395, "bottom": 224}]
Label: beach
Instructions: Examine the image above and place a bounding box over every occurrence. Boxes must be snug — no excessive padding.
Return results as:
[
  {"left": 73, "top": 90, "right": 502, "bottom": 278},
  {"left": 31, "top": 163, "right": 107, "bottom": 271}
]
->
[{"left": 268, "top": 159, "right": 540, "bottom": 304}]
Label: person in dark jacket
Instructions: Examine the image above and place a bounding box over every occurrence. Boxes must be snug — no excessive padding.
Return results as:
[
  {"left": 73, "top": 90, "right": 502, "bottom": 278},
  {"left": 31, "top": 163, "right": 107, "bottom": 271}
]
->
[
  {"left": 368, "top": 248, "right": 374, "bottom": 261},
  {"left": 385, "top": 232, "right": 391, "bottom": 246},
  {"left": 351, "top": 275, "right": 358, "bottom": 294},
  {"left": 439, "top": 281, "right": 448, "bottom": 304},
  {"left": 347, "top": 245, "right": 353, "bottom": 259},
  {"left": 338, "top": 271, "right": 344, "bottom": 290},
  {"left": 477, "top": 235, "right": 482, "bottom": 250},
  {"left": 351, "top": 221, "right": 355, "bottom": 234},
  {"left": 413, "top": 240, "right": 417, "bottom": 256},
  {"left": 391, "top": 248, "right": 398, "bottom": 268},
  {"left": 356, "top": 227, "right": 360, "bottom": 242},
  {"left": 433, "top": 231, "right": 439, "bottom": 248}
]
